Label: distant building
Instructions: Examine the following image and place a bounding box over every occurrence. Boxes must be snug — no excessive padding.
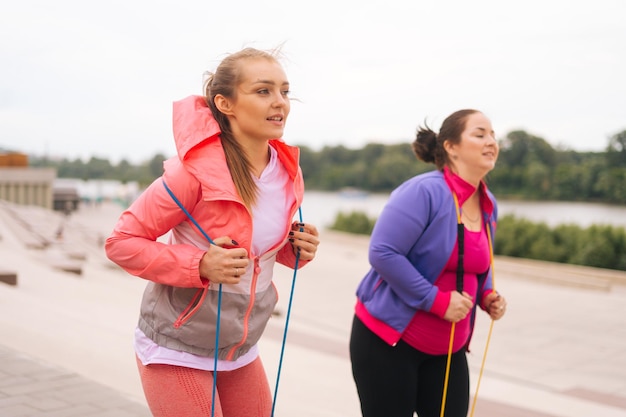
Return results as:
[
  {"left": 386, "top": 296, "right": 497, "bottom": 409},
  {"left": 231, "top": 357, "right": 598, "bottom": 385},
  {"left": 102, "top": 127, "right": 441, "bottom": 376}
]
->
[
  {"left": 52, "top": 187, "right": 80, "bottom": 213},
  {"left": 0, "top": 151, "right": 140, "bottom": 211},
  {"left": 54, "top": 178, "right": 140, "bottom": 207},
  {"left": 0, "top": 152, "right": 56, "bottom": 210}
]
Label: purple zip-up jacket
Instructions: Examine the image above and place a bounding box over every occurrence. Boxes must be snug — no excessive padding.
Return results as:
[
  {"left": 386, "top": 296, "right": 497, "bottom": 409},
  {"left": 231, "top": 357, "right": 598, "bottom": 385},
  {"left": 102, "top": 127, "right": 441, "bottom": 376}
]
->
[{"left": 355, "top": 168, "right": 497, "bottom": 346}]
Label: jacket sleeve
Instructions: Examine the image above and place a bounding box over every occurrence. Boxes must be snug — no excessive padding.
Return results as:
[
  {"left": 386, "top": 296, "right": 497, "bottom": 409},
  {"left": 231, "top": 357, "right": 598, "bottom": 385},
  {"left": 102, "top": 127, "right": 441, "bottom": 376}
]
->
[
  {"left": 274, "top": 165, "right": 311, "bottom": 270},
  {"left": 368, "top": 181, "right": 441, "bottom": 311},
  {"left": 276, "top": 242, "right": 311, "bottom": 269},
  {"left": 104, "top": 161, "right": 208, "bottom": 288}
]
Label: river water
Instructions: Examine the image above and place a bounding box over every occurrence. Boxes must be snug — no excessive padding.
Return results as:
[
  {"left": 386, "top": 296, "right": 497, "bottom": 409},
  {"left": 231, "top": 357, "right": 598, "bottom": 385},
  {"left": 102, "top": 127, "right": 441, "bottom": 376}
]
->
[
  {"left": 301, "top": 191, "right": 626, "bottom": 230},
  {"left": 69, "top": 179, "right": 625, "bottom": 230}
]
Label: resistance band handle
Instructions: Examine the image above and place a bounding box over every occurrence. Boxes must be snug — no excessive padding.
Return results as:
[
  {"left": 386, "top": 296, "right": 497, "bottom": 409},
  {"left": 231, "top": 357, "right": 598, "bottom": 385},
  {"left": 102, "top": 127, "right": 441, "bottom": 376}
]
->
[{"left": 456, "top": 223, "right": 465, "bottom": 293}]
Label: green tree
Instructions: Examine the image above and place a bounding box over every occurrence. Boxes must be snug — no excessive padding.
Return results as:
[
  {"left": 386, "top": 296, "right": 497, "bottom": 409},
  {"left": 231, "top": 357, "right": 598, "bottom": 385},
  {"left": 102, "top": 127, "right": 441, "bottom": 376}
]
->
[
  {"left": 606, "top": 130, "right": 626, "bottom": 167},
  {"left": 297, "top": 145, "right": 318, "bottom": 179},
  {"left": 595, "top": 168, "right": 626, "bottom": 204},
  {"left": 524, "top": 161, "right": 551, "bottom": 198},
  {"left": 148, "top": 153, "right": 167, "bottom": 178},
  {"left": 367, "top": 152, "right": 417, "bottom": 191},
  {"left": 499, "top": 130, "right": 556, "bottom": 167},
  {"left": 116, "top": 159, "right": 135, "bottom": 183},
  {"left": 85, "top": 157, "right": 113, "bottom": 179},
  {"left": 58, "top": 158, "right": 88, "bottom": 179},
  {"left": 319, "top": 145, "right": 359, "bottom": 166}
]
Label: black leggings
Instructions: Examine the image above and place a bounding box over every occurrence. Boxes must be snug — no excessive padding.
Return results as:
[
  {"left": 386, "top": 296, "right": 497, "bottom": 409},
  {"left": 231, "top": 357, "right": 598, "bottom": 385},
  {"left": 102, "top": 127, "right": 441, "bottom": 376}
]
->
[{"left": 349, "top": 316, "right": 469, "bottom": 417}]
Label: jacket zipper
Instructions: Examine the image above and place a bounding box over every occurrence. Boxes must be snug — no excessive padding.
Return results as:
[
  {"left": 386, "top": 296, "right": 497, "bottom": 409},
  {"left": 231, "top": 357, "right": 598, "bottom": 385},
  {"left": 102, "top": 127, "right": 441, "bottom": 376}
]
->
[
  {"left": 223, "top": 196, "right": 300, "bottom": 360},
  {"left": 225, "top": 256, "right": 260, "bottom": 360},
  {"left": 175, "top": 177, "right": 301, "bottom": 355},
  {"left": 173, "top": 287, "right": 208, "bottom": 328}
]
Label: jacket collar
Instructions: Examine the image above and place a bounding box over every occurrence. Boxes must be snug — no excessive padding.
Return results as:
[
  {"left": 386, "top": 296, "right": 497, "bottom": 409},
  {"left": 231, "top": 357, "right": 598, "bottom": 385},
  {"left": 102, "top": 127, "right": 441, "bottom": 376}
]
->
[{"left": 442, "top": 166, "right": 494, "bottom": 216}]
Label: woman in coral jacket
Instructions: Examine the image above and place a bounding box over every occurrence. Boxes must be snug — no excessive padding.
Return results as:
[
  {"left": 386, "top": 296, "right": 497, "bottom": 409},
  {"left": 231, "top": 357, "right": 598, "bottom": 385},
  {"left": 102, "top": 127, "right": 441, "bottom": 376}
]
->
[
  {"left": 349, "top": 110, "right": 507, "bottom": 417},
  {"left": 105, "top": 47, "right": 319, "bottom": 417}
]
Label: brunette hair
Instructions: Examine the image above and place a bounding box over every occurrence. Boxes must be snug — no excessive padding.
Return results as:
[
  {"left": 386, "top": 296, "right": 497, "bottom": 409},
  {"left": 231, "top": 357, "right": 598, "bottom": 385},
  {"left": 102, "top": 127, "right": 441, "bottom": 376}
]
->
[
  {"left": 203, "top": 47, "right": 284, "bottom": 208},
  {"left": 412, "top": 109, "right": 480, "bottom": 170}
]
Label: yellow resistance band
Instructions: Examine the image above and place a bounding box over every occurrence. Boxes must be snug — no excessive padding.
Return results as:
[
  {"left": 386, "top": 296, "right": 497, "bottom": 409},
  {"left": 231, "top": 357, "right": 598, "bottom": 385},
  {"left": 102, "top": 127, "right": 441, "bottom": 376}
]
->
[
  {"left": 468, "top": 225, "right": 496, "bottom": 417},
  {"left": 440, "top": 193, "right": 496, "bottom": 417},
  {"left": 439, "top": 192, "right": 462, "bottom": 417}
]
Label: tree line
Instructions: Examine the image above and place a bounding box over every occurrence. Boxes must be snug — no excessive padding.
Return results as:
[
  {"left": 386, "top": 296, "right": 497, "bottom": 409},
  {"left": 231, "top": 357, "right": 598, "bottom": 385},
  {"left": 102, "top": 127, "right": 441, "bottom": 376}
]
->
[
  {"left": 329, "top": 211, "right": 626, "bottom": 271},
  {"left": 30, "top": 128, "right": 625, "bottom": 204},
  {"left": 29, "top": 128, "right": 625, "bottom": 271},
  {"left": 298, "top": 129, "right": 626, "bottom": 204},
  {"left": 31, "top": 153, "right": 168, "bottom": 187}
]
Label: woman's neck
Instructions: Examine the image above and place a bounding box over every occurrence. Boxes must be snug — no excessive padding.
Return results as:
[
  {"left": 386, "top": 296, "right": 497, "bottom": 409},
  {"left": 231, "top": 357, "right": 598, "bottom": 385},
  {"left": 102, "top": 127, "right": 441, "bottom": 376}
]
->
[
  {"left": 244, "top": 142, "right": 271, "bottom": 178},
  {"left": 461, "top": 191, "right": 482, "bottom": 231},
  {"left": 448, "top": 164, "right": 481, "bottom": 188}
]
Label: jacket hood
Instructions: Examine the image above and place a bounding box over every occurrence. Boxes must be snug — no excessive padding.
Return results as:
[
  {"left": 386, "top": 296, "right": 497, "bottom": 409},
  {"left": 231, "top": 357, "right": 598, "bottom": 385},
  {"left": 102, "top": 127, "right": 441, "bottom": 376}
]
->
[
  {"left": 172, "top": 95, "right": 222, "bottom": 160},
  {"left": 169, "top": 95, "right": 301, "bottom": 201}
]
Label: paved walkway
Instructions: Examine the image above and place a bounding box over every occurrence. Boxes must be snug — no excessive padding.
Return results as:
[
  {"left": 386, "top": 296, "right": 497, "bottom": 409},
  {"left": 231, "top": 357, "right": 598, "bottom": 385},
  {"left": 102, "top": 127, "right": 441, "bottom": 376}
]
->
[
  {"left": 1, "top": 201, "right": 626, "bottom": 417},
  {"left": 0, "top": 345, "right": 150, "bottom": 417}
]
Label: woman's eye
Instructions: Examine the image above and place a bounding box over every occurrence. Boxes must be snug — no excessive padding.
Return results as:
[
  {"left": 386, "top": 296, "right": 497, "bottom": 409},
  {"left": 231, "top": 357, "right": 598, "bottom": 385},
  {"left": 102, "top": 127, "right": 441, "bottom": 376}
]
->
[
  {"left": 282, "top": 90, "right": 291, "bottom": 96},
  {"left": 258, "top": 89, "right": 269, "bottom": 94}
]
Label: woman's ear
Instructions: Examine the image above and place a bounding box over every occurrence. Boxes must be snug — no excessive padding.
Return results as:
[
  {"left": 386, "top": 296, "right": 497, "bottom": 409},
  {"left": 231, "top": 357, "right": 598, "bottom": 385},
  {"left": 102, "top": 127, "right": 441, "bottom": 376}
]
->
[
  {"left": 214, "top": 94, "right": 234, "bottom": 116},
  {"left": 443, "top": 139, "right": 458, "bottom": 161}
]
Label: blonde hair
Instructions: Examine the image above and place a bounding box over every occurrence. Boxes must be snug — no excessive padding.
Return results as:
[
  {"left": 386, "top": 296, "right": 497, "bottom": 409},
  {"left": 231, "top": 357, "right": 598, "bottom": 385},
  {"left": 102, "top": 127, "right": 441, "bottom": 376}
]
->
[{"left": 203, "top": 47, "right": 284, "bottom": 208}]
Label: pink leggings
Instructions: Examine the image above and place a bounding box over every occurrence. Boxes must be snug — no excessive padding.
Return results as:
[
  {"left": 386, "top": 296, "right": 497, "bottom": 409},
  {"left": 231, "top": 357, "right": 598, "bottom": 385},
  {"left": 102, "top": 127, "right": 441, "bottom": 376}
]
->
[{"left": 136, "top": 356, "right": 272, "bottom": 417}]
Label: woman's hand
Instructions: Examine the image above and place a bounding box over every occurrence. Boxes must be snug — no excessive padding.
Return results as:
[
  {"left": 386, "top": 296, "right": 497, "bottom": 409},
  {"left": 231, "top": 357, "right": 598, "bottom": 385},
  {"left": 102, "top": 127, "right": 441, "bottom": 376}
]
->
[
  {"left": 483, "top": 291, "right": 507, "bottom": 321},
  {"left": 289, "top": 222, "right": 320, "bottom": 261},
  {"left": 199, "top": 236, "right": 249, "bottom": 285},
  {"left": 444, "top": 291, "right": 473, "bottom": 323}
]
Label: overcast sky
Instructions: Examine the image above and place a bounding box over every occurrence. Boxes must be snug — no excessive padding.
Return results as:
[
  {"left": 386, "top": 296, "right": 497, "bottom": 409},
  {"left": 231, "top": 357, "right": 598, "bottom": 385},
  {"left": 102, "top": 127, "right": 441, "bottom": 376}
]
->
[{"left": 1, "top": 0, "right": 624, "bottom": 163}]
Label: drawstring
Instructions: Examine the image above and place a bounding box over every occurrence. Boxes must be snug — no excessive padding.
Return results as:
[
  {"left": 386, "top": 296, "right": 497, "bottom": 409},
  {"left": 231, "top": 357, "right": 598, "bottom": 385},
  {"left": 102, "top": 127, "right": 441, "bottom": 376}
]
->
[{"left": 163, "top": 180, "right": 302, "bottom": 417}]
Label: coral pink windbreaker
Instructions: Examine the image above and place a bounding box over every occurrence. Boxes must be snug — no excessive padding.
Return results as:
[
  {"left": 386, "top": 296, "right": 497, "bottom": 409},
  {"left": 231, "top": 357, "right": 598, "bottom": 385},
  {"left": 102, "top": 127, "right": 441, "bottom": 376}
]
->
[{"left": 105, "top": 95, "right": 307, "bottom": 360}]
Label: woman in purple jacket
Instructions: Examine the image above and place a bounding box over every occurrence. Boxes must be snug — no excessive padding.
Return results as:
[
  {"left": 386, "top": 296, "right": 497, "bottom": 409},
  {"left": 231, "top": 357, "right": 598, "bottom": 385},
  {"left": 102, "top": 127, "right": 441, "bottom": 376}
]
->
[{"left": 349, "top": 109, "right": 508, "bottom": 417}]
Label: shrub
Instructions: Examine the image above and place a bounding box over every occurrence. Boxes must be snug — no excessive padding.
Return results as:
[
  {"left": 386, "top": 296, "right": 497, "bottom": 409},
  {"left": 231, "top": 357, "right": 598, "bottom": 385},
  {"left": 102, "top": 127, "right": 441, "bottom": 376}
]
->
[
  {"left": 494, "top": 216, "right": 625, "bottom": 271},
  {"left": 331, "top": 211, "right": 626, "bottom": 271},
  {"left": 330, "top": 211, "right": 376, "bottom": 235}
]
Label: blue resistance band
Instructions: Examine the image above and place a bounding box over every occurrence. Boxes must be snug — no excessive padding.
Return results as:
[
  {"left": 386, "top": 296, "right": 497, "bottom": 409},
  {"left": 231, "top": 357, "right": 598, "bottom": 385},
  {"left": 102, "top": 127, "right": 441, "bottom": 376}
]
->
[
  {"left": 272, "top": 206, "right": 303, "bottom": 417},
  {"left": 162, "top": 179, "right": 302, "bottom": 417},
  {"left": 162, "top": 180, "right": 221, "bottom": 417}
]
